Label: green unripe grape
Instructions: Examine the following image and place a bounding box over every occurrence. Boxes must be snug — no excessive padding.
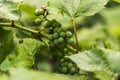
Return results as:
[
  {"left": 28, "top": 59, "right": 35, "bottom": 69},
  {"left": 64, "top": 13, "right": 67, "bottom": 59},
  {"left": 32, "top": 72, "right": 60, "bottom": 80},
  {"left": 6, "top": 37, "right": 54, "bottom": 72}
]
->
[
  {"left": 58, "top": 37, "right": 64, "bottom": 43},
  {"left": 66, "top": 31, "right": 72, "bottom": 38},
  {"left": 61, "top": 62, "right": 68, "bottom": 67},
  {"left": 50, "top": 42, "right": 54, "bottom": 48},
  {"left": 35, "top": 9, "right": 44, "bottom": 16},
  {"left": 67, "top": 38, "right": 73, "bottom": 44},
  {"left": 48, "top": 35, "right": 53, "bottom": 41},
  {"left": 67, "top": 52, "right": 73, "bottom": 55},
  {"left": 64, "top": 48, "right": 69, "bottom": 53},
  {"left": 35, "top": 18, "right": 42, "bottom": 25},
  {"left": 59, "top": 43, "right": 65, "bottom": 48},
  {"left": 61, "top": 67, "right": 68, "bottom": 73},
  {"left": 54, "top": 28, "right": 59, "bottom": 32},
  {"left": 70, "top": 67, "right": 76, "bottom": 75},
  {"left": 35, "top": 9, "right": 40, "bottom": 16},
  {"left": 54, "top": 39, "right": 58, "bottom": 46},
  {"left": 67, "top": 63, "right": 73, "bottom": 69},
  {"left": 52, "top": 22, "right": 61, "bottom": 27},
  {"left": 56, "top": 28, "right": 63, "bottom": 33},
  {"left": 60, "top": 59, "right": 64, "bottom": 63},
  {"left": 60, "top": 32, "right": 66, "bottom": 38},
  {"left": 45, "top": 22, "right": 52, "bottom": 28},
  {"left": 53, "top": 32, "right": 59, "bottom": 39},
  {"left": 39, "top": 9, "right": 44, "bottom": 15}
]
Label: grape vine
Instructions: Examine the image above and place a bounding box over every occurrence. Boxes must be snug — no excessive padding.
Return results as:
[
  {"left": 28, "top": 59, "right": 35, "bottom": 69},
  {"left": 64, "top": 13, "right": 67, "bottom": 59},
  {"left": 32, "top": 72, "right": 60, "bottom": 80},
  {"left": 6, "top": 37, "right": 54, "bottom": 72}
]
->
[{"left": 0, "top": 0, "right": 117, "bottom": 79}]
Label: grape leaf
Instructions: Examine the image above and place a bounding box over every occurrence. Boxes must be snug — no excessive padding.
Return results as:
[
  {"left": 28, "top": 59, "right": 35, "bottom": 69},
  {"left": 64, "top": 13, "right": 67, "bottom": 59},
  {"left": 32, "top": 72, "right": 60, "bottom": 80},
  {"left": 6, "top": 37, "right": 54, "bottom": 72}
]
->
[
  {"left": 69, "top": 48, "right": 120, "bottom": 73},
  {"left": 23, "top": 0, "right": 48, "bottom": 8},
  {"left": 9, "top": 68, "right": 72, "bottom": 80},
  {"left": 68, "top": 48, "right": 120, "bottom": 79},
  {"left": 114, "top": 0, "right": 120, "bottom": 3},
  {"left": 0, "top": 0, "right": 20, "bottom": 20},
  {"left": 0, "top": 68, "right": 80, "bottom": 80},
  {"left": 11, "top": 38, "right": 41, "bottom": 67},
  {"left": 94, "top": 71, "right": 113, "bottom": 80},
  {"left": 19, "top": 4, "right": 36, "bottom": 27},
  {"left": 49, "top": 0, "right": 109, "bottom": 18},
  {"left": 0, "top": 38, "right": 41, "bottom": 70},
  {"left": 0, "top": 28, "right": 14, "bottom": 64},
  {"left": 76, "top": 27, "right": 120, "bottom": 50},
  {"left": 0, "top": 73, "right": 8, "bottom": 80},
  {"left": 69, "top": 48, "right": 108, "bottom": 72}
]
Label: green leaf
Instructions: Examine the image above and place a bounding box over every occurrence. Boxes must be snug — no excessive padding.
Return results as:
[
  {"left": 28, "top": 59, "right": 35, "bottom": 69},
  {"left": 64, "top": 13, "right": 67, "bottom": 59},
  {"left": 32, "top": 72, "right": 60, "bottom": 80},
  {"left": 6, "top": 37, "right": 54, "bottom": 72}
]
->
[
  {"left": 114, "top": 0, "right": 120, "bottom": 3},
  {"left": 23, "top": 0, "right": 48, "bottom": 8},
  {"left": 0, "top": 59, "right": 13, "bottom": 71},
  {"left": 69, "top": 48, "right": 108, "bottom": 72},
  {"left": 94, "top": 71, "right": 113, "bottom": 80},
  {"left": 0, "top": 68, "right": 77, "bottom": 80},
  {"left": 101, "top": 7, "right": 120, "bottom": 27},
  {"left": 101, "top": 7, "right": 120, "bottom": 37},
  {"left": 0, "top": 28, "right": 14, "bottom": 64},
  {"left": 0, "top": 73, "right": 8, "bottom": 80},
  {"left": 0, "top": 0, "right": 20, "bottom": 20},
  {"left": 76, "top": 26, "right": 120, "bottom": 50},
  {"left": 11, "top": 38, "right": 41, "bottom": 67},
  {"left": 49, "top": 0, "right": 109, "bottom": 18},
  {"left": 9, "top": 68, "right": 72, "bottom": 80},
  {"left": 0, "top": 38, "right": 41, "bottom": 70},
  {"left": 77, "top": 27, "right": 107, "bottom": 50},
  {"left": 68, "top": 48, "right": 120, "bottom": 79},
  {"left": 19, "top": 4, "right": 36, "bottom": 27}
]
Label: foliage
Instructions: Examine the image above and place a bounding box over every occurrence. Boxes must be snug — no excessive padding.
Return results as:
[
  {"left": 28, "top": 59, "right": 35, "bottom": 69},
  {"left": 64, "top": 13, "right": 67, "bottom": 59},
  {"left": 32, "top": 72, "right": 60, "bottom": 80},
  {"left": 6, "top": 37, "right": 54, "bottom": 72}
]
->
[
  {"left": 0, "top": 0, "right": 120, "bottom": 80},
  {"left": 68, "top": 47, "right": 120, "bottom": 79},
  {"left": 114, "top": 0, "right": 120, "bottom": 3},
  {"left": 49, "top": 0, "right": 109, "bottom": 18},
  {"left": 0, "top": 28, "right": 14, "bottom": 64}
]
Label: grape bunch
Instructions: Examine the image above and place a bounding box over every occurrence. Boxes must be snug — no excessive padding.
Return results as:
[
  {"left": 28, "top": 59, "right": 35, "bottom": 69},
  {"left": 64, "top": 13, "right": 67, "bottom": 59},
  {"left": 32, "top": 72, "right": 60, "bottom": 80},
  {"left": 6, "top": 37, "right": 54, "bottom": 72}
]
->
[
  {"left": 48, "top": 26, "right": 73, "bottom": 49},
  {"left": 49, "top": 30, "right": 73, "bottom": 48},
  {"left": 34, "top": 6, "right": 49, "bottom": 25},
  {"left": 58, "top": 58, "right": 79, "bottom": 75}
]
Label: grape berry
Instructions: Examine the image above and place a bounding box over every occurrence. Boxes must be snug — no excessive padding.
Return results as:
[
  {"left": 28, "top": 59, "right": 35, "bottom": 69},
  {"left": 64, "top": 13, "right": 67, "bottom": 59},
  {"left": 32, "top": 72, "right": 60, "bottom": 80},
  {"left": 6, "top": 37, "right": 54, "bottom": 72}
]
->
[{"left": 35, "top": 18, "right": 42, "bottom": 25}]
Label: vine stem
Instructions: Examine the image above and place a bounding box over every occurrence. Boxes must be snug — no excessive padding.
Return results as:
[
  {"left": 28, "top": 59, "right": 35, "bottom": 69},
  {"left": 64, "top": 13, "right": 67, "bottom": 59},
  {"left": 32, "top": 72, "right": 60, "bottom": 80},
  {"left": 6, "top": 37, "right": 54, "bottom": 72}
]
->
[
  {"left": 71, "top": 18, "right": 80, "bottom": 53},
  {"left": 0, "top": 22, "right": 48, "bottom": 38}
]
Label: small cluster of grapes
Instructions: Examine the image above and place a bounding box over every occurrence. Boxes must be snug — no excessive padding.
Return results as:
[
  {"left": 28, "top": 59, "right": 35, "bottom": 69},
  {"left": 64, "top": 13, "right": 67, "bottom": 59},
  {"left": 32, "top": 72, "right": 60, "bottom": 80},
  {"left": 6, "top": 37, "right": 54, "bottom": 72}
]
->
[
  {"left": 34, "top": 6, "right": 48, "bottom": 25},
  {"left": 58, "top": 58, "right": 79, "bottom": 75},
  {"left": 49, "top": 30, "right": 73, "bottom": 48},
  {"left": 48, "top": 25, "right": 73, "bottom": 49}
]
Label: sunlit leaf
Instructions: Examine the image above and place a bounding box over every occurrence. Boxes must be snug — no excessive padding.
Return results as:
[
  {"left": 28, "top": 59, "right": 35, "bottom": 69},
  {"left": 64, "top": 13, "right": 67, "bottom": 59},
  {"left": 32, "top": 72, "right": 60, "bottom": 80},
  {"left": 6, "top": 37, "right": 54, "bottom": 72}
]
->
[
  {"left": 0, "top": 73, "right": 8, "bottom": 80},
  {"left": 49, "top": 0, "right": 109, "bottom": 18},
  {"left": 114, "top": 0, "right": 120, "bottom": 3},
  {"left": 68, "top": 48, "right": 120, "bottom": 79},
  {"left": 0, "top": 0, "right": 20, "bottom": 20},
  {"left": 9, "top": 68, "right": 72, "bottom": 80}
]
